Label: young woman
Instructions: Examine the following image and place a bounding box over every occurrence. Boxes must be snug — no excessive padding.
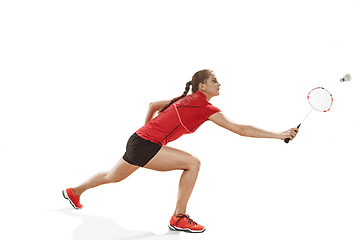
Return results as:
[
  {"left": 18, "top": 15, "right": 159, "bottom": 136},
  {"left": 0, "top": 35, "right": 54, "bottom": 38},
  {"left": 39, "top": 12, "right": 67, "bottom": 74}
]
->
[{"left": 63, "top": 69, "right": 298, "bottom": 233}]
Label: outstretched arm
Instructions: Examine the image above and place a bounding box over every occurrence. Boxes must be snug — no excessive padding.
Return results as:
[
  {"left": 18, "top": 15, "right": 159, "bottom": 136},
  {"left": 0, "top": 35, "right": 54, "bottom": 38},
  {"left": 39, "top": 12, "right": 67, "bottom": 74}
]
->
[
  {"left": 145, "top": 100, "right": 171, "bottom": 124},
  {"left": 208, "top": 112, "right": 298, "bottom": 140}
]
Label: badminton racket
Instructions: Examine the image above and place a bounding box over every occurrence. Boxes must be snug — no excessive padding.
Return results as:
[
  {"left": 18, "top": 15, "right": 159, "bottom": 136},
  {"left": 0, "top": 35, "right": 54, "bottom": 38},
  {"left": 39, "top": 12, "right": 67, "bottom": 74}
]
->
[{"left": 284, "top": 87, "right": 333, "bottom": 143}]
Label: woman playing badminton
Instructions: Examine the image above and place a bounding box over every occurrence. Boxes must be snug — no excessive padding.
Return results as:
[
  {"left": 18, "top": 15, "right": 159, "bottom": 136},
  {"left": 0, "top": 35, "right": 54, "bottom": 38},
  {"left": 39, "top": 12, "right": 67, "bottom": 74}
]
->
[{"left": 63, "top": 69, "right": 298, "bottom": 233}]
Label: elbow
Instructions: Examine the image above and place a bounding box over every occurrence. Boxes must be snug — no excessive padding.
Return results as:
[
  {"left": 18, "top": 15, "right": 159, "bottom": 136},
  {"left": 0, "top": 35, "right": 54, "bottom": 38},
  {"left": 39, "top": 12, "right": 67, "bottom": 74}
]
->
[
  {"left": 148, "top": 102, "right": 157, "bottom": 112},
  {"left": 149, "top": 102, "right": 164, "bottom": 112},
  {"left": 237, "top": 125, "right": 251, "bottom": 137}
]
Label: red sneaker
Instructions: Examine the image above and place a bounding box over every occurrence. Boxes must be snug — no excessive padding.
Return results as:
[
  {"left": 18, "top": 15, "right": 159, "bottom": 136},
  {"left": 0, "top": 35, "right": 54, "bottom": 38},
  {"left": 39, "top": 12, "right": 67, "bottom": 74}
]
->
[
  {"left": 168, "top": 214, "right": 206, "bottom": 233},
  {"left": 62, "top": 188, "right": 83, "bottom": 209}
]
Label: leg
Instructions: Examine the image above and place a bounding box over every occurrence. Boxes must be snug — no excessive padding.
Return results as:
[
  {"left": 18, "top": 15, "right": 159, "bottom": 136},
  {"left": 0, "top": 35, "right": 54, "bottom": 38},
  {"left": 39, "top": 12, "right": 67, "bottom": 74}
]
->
[
  {"left": 73, "top": 158, "right": 139, "bottom": 196},
  {"left": 144, "top": 146, "right": 201, "bottom": 215}
]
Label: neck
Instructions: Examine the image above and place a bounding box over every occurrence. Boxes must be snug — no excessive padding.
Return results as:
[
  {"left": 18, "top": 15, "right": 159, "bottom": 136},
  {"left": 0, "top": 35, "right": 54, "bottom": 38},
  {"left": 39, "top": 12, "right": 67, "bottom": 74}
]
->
[{"left": 199, "top": 90, "right": 212, "bottom": 101}]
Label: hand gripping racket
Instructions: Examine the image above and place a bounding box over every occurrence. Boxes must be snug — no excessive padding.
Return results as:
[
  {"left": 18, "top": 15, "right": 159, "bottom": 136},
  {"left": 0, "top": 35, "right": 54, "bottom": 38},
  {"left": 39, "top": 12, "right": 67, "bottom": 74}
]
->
[{"left": 285, "top": 87, "right": 333, "bottom": 143}]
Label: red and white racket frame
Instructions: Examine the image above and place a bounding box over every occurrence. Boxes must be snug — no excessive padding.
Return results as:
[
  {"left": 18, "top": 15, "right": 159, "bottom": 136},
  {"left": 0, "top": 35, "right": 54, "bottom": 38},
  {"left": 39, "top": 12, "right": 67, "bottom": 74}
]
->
[{"left": 307, "top": 87, "right": 333, "bottom": 112}]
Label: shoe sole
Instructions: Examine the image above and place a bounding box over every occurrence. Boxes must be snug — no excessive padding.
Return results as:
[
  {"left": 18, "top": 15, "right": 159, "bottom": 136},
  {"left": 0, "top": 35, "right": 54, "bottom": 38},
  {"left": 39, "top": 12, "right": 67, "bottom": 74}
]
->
[
  {"left": 168, "top": 224, "right": 206, "bottom": 233},
  {"left": 62, "top": 189, "right": 81, "bottom": 209}
]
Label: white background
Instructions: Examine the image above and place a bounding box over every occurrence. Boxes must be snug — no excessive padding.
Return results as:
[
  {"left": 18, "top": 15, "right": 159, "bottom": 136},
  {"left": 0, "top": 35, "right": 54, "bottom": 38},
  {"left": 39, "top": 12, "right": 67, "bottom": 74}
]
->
[{"left": 1, "top": 0, "right": 359, "bottom": 239}]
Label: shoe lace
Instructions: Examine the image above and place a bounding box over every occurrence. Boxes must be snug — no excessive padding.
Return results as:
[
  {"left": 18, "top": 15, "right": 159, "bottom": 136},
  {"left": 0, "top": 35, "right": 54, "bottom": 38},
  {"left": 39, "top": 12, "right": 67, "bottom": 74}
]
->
[{"left": 176, "top": 214, "right": 198, "bottom": 226}]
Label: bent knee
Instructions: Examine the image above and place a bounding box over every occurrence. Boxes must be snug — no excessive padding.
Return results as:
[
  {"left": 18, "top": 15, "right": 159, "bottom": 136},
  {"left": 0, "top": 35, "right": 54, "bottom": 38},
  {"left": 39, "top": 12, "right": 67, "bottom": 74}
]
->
[{"left": 189, "top": 156, "right": 201, "bottom": 171}]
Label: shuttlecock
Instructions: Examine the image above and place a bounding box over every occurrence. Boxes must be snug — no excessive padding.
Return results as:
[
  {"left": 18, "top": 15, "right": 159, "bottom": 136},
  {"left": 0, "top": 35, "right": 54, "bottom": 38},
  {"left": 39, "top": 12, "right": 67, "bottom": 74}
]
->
[{"left": 340, "top": 74, "right": 351, "bottom": 82}]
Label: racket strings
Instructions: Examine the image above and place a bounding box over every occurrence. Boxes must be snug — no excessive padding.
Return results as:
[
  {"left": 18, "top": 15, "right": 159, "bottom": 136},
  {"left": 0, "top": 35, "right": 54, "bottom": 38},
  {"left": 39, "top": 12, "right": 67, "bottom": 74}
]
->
[{"left": 307, "top": 87, "right": 333, "bottom": 112}]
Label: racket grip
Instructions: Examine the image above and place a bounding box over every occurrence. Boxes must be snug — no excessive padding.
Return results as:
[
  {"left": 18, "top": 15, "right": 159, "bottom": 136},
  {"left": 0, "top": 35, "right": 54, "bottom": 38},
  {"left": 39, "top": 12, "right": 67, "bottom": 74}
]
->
[{"left": 284, "top": 124, "right": 301, "bottom": 144}]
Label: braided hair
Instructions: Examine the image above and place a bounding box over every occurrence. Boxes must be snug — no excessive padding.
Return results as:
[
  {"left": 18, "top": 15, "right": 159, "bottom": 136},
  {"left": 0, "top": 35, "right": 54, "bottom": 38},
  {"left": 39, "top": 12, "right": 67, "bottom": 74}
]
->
[{"left": 158, "top": 69, "right": 213, "bottom": 113}]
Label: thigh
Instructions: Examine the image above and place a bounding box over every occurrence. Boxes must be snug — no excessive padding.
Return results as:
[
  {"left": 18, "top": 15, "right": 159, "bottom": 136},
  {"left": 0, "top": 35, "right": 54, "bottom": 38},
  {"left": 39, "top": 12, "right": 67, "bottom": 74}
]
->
[{"left": 143, "top": 146, "right": 197, "bottom": 171}]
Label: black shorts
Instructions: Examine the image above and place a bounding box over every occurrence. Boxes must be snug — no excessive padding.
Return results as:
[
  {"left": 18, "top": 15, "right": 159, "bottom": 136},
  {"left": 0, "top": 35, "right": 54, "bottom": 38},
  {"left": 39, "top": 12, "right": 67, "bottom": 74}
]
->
[{"left": 122, "top": 133, "right": 162, "bottom": 167}]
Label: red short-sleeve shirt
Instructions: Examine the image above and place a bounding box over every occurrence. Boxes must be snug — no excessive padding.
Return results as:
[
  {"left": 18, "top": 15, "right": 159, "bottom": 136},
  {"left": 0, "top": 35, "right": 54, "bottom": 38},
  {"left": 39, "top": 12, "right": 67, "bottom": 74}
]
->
[{"left": 136, "top": 91, "right": 221, "bottom": 145}]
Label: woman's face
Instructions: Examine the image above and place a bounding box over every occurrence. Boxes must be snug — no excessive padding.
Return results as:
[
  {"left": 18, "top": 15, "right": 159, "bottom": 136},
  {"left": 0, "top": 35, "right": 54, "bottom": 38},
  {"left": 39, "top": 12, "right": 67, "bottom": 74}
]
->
[{"left": 200, "top": 73, "right": 221, "bottom": 97}]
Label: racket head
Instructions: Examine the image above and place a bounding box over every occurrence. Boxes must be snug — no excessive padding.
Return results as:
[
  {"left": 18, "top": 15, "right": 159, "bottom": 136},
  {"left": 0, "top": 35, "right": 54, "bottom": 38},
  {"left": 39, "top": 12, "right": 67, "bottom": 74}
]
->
[{"left": 307, "top": 87, "right": 333, "bottom": 112}]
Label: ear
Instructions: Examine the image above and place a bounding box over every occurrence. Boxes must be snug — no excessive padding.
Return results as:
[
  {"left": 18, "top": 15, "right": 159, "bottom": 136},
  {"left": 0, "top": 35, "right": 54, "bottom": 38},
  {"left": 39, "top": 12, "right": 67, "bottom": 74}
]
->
[{"left": 199, "top": 82, "right": 206, "bottom": 92}]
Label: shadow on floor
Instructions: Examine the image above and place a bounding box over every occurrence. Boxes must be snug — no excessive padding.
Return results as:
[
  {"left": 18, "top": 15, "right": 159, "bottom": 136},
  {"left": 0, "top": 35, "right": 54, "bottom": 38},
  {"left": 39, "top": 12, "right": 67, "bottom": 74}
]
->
[{"left": 55, "top": 208, "right": 180, "bottom": 240}]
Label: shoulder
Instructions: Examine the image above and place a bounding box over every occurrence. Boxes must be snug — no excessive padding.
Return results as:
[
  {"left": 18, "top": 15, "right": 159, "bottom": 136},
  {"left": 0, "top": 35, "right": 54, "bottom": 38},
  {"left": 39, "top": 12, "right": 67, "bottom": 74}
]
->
[{"left": 202, "top": 101, "right": 221, "bottom": 113}]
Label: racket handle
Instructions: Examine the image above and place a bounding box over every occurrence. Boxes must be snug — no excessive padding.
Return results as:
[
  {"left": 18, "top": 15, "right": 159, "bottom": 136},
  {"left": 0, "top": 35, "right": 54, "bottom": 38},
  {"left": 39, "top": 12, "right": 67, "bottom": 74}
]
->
[{"left": 284, "top": 123, "right": 301, "bottom": 144}]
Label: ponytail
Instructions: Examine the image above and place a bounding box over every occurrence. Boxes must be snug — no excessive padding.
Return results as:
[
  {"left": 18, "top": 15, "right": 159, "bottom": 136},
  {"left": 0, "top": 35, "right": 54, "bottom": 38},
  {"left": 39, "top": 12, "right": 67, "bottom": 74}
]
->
[{"left": 159, "top": 81, "right": 192, "bottom": 113}]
